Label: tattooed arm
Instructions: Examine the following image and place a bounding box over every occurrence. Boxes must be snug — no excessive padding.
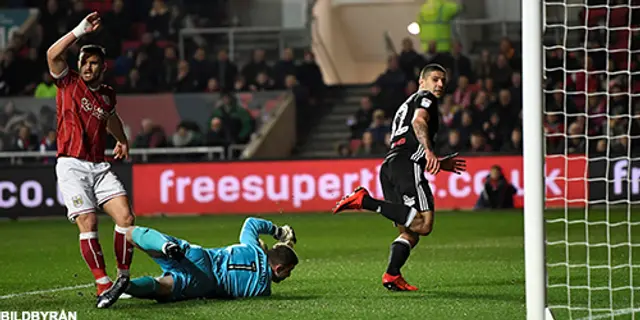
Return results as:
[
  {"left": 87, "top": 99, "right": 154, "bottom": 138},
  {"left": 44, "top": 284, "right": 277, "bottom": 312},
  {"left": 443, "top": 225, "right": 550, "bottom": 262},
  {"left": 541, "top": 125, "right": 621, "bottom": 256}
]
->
[{"left": 412, "top": 108, "right": 434, "bottom": 154}]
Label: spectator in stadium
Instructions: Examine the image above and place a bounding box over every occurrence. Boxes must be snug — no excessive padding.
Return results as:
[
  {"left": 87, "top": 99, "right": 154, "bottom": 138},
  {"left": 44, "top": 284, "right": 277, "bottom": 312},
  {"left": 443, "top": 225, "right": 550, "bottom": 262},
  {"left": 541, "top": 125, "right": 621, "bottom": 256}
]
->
[
  {"left": 348, "top": 96, "right": 374, "bottom": 139},
  {"left": 38, "top": 0, "right": 66, "bottom": 59},
  {"left": 469, "top": 131, "right": 491, "bottom": 152},
  {"left": 566, "top": 122, "right": 586, "bottom": 154},
  {"left": 483, "top": 77, "right": 497, "bottom": 103},
  {"left": 499, "top": 37, "right": 521, "bottom": 72},
  {"left": 243, "top": 49, "right": 272, "bottom": 87},
  {"left": 423, "top": 40, "right": 451, "bottom": 69},
  {"left": 211, "top": 49, "right": 238, "bottom": 91},
  {"left": 457, "top": 110, "right": 475, "bottom": 145},
  {"left": 493, "top": 89, "right": 519, "bottom": 127},
  {"left": 368, "top": 109, "right": 389, "bottom": 144},
  {"left": 159, "top": 47, "right": 179, "bottom": 91},
  {"left": 501, "top": 127, "right": 523, "bottom": 153},
  {"left": 375, "top": 55, "right": 407, "bottom": 117},
  {"left": 440, "top": 129, "right": 462, "bottom": 155},
  {"left": 337, "top": 142, "right": 352, "bottom": 157},
  {"left": 133, "top": 118, "right": 168, "bottom": 149},
  {"left": 474, "top": 165, "right": 517, "bottom": 210},
  {"left": 452, "top": 75, "right": 473, "bottom": 109},
  {"left": 12, "top": 125, "right": 36, "bottom": 152},
  {"left": 250, "top": 72, "right": 275, "bottom": 92},
  {"left": 122, "top": 68, "right": 154, "bottom": 94},
  {"left": 204, "top": 117, "right": 230, "bottom": 148},
  {"left": 510, "top": 72, "right": 522, "bottom": 106},
  {"left": 148, "top": 0, "right": 171, "bottom": 39},
  {"left": 544, "top": 113, "right": 564, "bottom": 154},
  {"left": 450, "top": 41, "right": 473, "bottom": 83},
  {"left": 0, "top": 50, "right": 19, "bottom": 95},
  {"left": 139, "top": 33, "right": 163, "bottom": 67},
  {"left": 173, "top": 60, "right": 199, "bottom": 92},
  {"left": 471, "top": 90, "right": 491, "bottom": 125},
  {"left": 398, "top": 38, "right": 425, "bottom": 82},
  {"left": 189, "top": 47, "right": 210, "bottom": 91},
  {"left": 405, "top": 80, "right": 418, "bottom": 98},
  {"left": 234, "top": 76, "right": 248, "bottom": 92},
  {"left": 39, "top": 129, "right": 56, "bottom": 164},
  {"left": 273, "top": 48, "right": 297, "bottom": 89},
  {"left": 103, "top": 0, "right": 131, "bottom": 42},
  {"left": 483, "top": 113, "right": 504, "bottom": 151},
  {"left": 171, "top": 122, "right": 202, "bottom": 148},
  {"left": 19, "top": 48, "right": 43, "bottom": 95},
  {"left": 34, "top": 72, "right": 57, "bottom": 98},
  {"left": 439, "top": 94, "right": 457, "bottom": 130},
  {"left": 205, "top": 78, "right": 221, "bottom": 93},
  {"left": 296, "top": 50, "right": 325, "bottom": 101},
  {"left": 209, "top": 92, "right": 253, "bottom": 144},
  {"left": 0, "top": 101, "right": 20, "bottom": 133},
  {"left": 355, "top": 131, "right": 385, "bottom": 156},
  {"left": 474, "top": 49, "right": 494, "bottom": 81},
  {"left": 492, "top": 54, "right": 513, "bottom": 90}
]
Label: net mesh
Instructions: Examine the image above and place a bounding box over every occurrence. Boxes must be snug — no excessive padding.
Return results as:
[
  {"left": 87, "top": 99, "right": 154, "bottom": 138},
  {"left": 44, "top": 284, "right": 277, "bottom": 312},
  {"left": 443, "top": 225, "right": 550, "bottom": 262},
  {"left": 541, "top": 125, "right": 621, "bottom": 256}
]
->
[{"left": 542, "top": 0, "right": 640, "bottom": 319}]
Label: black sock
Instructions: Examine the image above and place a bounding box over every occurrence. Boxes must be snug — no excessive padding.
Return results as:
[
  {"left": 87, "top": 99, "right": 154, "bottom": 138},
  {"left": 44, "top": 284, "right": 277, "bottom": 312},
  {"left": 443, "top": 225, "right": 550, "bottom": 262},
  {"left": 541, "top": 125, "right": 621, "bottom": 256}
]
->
[
  {"left": 386, "top": 239, "right": 411, "bottom": 276},
  {"left": 362, "top": 195, "right": 416, "bottom": 226}
]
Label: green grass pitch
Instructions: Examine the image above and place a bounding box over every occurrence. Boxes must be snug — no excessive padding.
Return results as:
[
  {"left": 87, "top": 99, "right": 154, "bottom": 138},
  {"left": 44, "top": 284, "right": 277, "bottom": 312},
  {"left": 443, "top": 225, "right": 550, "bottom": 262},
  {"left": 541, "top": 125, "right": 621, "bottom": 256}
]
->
[{"left": 0, "top": 210, "right": 638, "bottom": 320}]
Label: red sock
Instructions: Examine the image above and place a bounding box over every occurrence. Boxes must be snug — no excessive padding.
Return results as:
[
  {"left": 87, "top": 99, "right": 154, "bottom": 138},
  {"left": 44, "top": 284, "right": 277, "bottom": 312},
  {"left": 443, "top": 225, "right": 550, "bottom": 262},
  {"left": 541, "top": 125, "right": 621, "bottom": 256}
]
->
[
  {"left": 79, "top": 232, "right": 110, "bottom": 284},
  {"left": 114, "top": 225, "right": 134, "bottom": 277}
]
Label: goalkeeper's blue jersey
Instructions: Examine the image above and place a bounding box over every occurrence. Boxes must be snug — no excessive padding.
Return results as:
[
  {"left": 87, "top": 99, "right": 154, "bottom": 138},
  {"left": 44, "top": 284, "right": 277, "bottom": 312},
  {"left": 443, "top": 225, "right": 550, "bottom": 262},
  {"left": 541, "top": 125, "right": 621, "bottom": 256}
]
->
[{"left": 205, "top": 218, "right": 274, "bottom": 298}]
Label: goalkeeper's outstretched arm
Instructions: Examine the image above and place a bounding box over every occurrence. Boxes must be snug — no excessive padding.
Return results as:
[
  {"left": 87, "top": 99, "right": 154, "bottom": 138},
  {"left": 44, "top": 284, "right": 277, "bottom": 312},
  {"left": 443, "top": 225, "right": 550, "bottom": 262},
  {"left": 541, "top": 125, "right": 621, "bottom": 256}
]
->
[{"left": 239, "top": 217, "right": 296, "bottom": 247}]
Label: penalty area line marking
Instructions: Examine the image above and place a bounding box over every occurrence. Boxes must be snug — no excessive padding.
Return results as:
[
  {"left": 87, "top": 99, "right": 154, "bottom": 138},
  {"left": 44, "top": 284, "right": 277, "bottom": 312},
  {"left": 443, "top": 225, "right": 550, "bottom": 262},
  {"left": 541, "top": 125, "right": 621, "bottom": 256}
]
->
[{"left": 0, "top": 283, "right": 92, "bottom": 300}]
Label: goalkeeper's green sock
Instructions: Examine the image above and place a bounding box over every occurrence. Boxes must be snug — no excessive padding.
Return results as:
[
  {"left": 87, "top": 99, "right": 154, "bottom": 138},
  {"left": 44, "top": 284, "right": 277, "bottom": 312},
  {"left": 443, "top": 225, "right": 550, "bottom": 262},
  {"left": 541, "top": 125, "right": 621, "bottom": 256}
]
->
[
  {"left": 126, "top": 276, "right": 159, "bottom": 299},
  {"left": 131, "top": 227, "right": 168, "bottom": 252}
]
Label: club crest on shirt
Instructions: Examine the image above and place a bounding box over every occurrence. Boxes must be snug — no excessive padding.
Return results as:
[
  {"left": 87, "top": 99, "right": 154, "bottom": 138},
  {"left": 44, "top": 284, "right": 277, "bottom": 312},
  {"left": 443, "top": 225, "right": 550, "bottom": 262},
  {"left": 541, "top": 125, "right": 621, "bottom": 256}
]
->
[
  {"left": 81, "top": 97, "right": 110, "bottom": 120},
  {"left": 72, "top": 195, "right": 83, "bottom": 208}
]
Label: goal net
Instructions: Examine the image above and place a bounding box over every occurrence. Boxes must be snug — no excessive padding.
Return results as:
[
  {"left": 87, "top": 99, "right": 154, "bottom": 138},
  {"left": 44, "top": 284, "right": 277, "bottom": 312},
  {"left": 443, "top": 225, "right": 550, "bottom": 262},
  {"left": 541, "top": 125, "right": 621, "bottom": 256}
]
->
[{"left": 541, "top": 0, "right": 640, "bottom": 319}]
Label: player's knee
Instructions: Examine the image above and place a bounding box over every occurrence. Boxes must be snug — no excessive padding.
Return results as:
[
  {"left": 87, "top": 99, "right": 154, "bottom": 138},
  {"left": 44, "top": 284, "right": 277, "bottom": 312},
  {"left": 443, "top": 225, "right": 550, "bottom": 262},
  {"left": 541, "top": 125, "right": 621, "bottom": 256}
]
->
[
  {"left": 399, "top": 232, "right": 420, "bottom": 247},
  {"left": 118, "top": 213, "right": 135, "bottom": 227},
  {"left": 75, "top": 212, "right": 98, "bottom": 232},
  {"left": 130, "top": 226, "right": 149, "bottom": 245},
  {"left": 415, "top": 219, "right": 433, "bottom": 236}
]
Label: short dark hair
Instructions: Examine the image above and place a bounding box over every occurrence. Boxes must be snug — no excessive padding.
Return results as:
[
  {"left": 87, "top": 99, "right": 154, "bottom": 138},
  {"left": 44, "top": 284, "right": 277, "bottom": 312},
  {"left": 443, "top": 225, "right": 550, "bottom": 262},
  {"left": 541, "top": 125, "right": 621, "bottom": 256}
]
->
[
  {"left": 267, "top": 244, "right": 298, "bottom": 267},
  {"left": 79, "top": 45, "right": 106, "bottom": 63},
  {"left": 419, "top": 63, "right": 446, "bottom": 79}
]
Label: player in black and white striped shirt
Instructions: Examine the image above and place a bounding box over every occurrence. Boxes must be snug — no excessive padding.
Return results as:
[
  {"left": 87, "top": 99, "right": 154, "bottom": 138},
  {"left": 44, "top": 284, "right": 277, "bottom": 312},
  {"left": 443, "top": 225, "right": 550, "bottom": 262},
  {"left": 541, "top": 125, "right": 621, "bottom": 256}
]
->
[{"left": 333, "top": 64, "right": 466, "bottom": 291}]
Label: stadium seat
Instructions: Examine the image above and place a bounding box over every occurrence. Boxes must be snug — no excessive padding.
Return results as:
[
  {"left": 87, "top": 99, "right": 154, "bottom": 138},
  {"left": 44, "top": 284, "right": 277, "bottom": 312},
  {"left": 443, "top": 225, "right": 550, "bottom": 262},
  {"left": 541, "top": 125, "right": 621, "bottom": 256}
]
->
[
  {"left": 156, "top": 40, "right": 175, "bottom": 49},
  {"left": 349, "top": 139, "right": 362, "bottom": 153},
  {"left": 115, "top": 76, "right": 126, "bottom": 86},
  {"left": 131, "top": 23, "right": 147, "bottom": 40},
  {"left": 121, "top": 41, "right": 141, "bottom": 54}
]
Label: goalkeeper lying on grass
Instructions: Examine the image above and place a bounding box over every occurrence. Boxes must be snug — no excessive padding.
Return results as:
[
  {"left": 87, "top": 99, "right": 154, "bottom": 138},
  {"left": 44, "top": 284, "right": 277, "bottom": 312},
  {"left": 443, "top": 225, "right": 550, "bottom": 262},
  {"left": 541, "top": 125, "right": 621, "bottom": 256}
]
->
[{"left": 107, "top": 217, "right": 298, "bottom": 306}]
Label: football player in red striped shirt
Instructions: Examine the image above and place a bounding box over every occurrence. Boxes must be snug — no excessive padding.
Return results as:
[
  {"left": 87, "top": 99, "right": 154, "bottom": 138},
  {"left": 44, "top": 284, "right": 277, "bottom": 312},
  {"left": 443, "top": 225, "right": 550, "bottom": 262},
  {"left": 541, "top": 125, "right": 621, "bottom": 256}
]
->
[{"left": 46, "top": 12, "right": 134, "bottom": 309}]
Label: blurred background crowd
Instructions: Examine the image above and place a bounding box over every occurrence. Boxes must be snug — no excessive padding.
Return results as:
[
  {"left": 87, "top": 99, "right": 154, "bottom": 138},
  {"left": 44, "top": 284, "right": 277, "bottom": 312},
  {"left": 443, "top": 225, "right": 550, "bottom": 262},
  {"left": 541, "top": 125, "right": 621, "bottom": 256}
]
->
[{"left": 0, "top": 0, "right": 638, "bottom": 161}]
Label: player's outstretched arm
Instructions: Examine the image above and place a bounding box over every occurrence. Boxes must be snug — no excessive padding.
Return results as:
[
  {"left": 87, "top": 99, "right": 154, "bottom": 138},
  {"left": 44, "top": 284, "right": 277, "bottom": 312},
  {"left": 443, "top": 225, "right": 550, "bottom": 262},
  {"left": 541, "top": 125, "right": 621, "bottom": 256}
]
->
[
  {"left": 239, "top": 217, "right": 296, "bottom": 247},
  {"left": 46, "top": 12, "right": 101, "bottom": 78}
]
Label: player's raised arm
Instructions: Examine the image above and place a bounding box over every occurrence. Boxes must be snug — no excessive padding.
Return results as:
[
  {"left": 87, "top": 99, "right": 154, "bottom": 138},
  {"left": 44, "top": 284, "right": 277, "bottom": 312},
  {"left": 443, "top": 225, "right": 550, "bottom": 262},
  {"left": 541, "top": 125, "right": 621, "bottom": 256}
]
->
[
  {"left": 46, "top": 12, "right": 101, "bottom": 79},
  {"left": 239, "top": 217, "right": 296, "bottom": 247}
]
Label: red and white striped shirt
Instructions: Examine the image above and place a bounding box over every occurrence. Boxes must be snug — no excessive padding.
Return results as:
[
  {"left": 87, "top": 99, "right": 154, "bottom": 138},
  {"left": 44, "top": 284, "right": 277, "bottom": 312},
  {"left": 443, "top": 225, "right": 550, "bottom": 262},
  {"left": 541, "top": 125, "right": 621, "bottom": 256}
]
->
[{"left": 53, "top": 68, "right": 116, "bottom": 163}]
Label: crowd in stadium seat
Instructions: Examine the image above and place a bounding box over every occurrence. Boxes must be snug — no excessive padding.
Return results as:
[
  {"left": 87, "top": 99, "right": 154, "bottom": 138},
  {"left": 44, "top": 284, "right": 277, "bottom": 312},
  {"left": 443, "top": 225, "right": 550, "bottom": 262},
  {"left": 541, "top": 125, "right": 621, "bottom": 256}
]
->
[
  {"left": 342, "top": 37, "right": 525, "bottom": 157},
  {"left": 0, "top": 0, "right": 325, "bottom": 158},
  {"left": 341, "top": 0, "right": 639, "bottom": 157}
]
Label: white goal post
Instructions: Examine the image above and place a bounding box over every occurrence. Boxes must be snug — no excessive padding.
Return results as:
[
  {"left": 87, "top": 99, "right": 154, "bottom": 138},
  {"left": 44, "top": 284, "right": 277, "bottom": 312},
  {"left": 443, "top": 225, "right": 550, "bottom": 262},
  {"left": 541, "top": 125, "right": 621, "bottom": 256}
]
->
[
  {"left": 525, "top": 0, "right": 640, "bottom": 319},
  {"left": 522, "top": 0, "right": 547, "bottom": 319}
]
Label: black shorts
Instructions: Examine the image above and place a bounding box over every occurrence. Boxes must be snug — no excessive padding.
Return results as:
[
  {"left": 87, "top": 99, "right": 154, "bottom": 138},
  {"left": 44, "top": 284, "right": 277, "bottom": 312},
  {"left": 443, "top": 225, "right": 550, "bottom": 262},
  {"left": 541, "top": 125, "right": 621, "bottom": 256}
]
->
[{"left": 380, "top": 155, "right": 434, "bottom": 212}]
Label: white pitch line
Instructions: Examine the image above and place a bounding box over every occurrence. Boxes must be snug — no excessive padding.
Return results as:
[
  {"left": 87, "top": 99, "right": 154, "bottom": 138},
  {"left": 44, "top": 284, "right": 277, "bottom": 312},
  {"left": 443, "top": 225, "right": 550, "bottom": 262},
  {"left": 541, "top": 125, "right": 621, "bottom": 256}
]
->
[
  {"left": 0, "top": 284, "right": 92, "bottom": 300},
  {"left": 575, "top": 308, "right": 640, "bottom": 320}
]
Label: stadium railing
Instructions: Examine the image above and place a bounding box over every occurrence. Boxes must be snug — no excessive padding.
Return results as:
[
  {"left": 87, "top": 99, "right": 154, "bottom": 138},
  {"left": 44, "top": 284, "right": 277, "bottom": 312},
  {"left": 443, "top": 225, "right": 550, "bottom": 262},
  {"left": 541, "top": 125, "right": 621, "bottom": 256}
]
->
[
  {"left": 0, "top": 146, "right": 246, "bottom": 165},
  {"left": 178, "top": 26, "right": 308, "bottom": 61}
]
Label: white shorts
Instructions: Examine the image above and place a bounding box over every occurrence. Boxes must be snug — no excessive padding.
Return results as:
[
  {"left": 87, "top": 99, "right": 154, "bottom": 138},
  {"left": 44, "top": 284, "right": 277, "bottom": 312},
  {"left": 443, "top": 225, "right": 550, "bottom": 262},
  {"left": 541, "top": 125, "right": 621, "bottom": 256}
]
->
[{"left": 55, "top": 157, "right": 127, "bottom": 222}]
